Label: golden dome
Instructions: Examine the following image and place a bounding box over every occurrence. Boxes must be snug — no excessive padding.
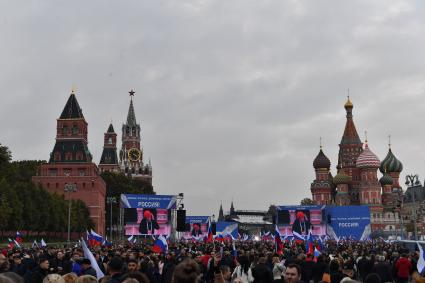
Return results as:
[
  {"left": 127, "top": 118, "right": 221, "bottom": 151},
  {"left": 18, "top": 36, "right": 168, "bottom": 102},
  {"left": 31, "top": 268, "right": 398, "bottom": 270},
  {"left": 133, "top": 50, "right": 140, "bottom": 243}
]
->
[{"left": 344, "top": 96, "right": 353, "bottom": 108}]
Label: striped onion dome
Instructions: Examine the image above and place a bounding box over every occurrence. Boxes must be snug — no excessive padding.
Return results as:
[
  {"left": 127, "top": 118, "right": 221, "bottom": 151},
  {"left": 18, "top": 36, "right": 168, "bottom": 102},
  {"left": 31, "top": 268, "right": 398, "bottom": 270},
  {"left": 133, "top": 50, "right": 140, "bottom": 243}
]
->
[
  {"left": 379, "top": 172, "right": 394, "bottom": 186},
  {"left": 333, "top": 170, "right": 352, "bottom": 185},
  {"left": 379, "top": 148, "right": 403, "bottom": 173},
  {"left": 356, "top": 143, "right": 380, "bottom": 168}
]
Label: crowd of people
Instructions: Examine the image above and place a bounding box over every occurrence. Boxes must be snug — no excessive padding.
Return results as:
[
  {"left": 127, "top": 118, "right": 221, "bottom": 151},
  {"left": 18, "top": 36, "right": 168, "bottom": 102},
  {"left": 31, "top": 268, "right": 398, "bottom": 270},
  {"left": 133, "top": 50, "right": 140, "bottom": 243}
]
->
[{"left": 0, "top": 239, "right": 425, "bottom": 283}]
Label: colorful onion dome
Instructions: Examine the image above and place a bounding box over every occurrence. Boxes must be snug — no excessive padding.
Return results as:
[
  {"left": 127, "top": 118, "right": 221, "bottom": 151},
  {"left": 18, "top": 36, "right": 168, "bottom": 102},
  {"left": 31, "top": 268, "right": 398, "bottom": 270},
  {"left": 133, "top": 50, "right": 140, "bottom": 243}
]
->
[
  {"left": 333, "top": 170, "right": 352, "bottom": 185},
  {"left": 344, "top": 96, "right": 353, "bottom": 109},
  {"left": 313, "top": 149, "right": 331, "bottom": 169},
  {"left": 356, "top": 143, "right": 380, "bottom": 168},
  {"left": 379, "top": 148, "right": 403, "bottom": 173},
  {"left": 379, "top": 172, "right": 394, "bottom": 186}
]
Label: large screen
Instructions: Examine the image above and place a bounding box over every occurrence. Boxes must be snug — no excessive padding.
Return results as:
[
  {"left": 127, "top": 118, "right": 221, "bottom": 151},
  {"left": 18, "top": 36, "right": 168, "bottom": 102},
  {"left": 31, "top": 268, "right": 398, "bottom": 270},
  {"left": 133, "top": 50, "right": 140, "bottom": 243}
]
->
[
  {"left": 121, "top": 194, "right": 177, "bottom": 236},
  {"left": 276, "top": 205, "right": 326, "bottom": 239},
  {"left": 181, "top": 216, "right": 210, "bottom": 240}
]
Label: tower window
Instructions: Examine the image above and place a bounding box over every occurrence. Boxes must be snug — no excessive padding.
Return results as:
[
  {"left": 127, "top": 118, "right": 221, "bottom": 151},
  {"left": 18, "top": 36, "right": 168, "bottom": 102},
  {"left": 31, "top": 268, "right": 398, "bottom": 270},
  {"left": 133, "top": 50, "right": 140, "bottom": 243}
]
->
[
  {"left": 76, "top": 151, "right": 83, "bottom": 160},
  {"left": 108, "top": 137, "right": 112, "bottom": 144},
  {"left": 65, "top": 152, "right": 73, "bottom": 161},
  {"left": 54, "top": 152, "right": 61, "bottom": 162},
  {"left": 62, "top": 126, "right": 68, "bottom": 135},
  {"left": 72, "top": 124, "right": 78, "bottom": 135}
]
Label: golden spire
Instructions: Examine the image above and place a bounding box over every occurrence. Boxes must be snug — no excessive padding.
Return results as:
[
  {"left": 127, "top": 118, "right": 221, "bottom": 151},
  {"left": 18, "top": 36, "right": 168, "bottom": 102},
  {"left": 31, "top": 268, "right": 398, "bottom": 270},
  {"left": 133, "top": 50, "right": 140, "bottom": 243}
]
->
[
  {"left": 320, "top": 137, "right": 323, "bottom": 149},
  {"left": 71, "top": 85, "right": 77, "bottom": 95},
  {"left": 388, "top": 134, "right": 391, "bottom": 149},
  {"left": 364, "top": 130, "right": 368, "bottom": 144}
]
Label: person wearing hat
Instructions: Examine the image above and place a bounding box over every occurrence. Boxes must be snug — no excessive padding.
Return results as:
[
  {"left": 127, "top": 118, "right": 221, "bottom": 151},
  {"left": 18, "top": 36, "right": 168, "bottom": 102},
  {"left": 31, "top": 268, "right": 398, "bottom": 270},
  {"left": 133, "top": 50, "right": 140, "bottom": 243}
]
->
[
  {"left": 139, "top": 209, "right": 160, "bottom": 235},
  {"left": 80, "top": 258, "right": 97, "bottom": 278}
]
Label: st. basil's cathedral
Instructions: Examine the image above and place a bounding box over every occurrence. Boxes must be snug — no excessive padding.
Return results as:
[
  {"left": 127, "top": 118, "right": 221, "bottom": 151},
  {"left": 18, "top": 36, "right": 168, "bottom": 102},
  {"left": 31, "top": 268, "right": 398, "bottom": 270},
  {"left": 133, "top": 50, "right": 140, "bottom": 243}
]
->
[
  {"left": 311, "top": 97, "right": 403, "bottom": 233},
  {"left": 33, "top": 90, "right": 152, "bottom": 234}
]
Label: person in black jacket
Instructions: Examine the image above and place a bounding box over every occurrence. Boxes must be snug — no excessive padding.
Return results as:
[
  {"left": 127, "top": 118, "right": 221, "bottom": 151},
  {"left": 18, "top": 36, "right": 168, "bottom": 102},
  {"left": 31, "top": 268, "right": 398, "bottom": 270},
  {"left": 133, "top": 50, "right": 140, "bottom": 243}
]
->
[
  {"left": 312, "top": 255, "right": 327, "bottom": 283},
  {"left": 106, "top": 257, "right": 126, "bottom": 283},
  {"left": 29, "top": 258, "right": 49, "bottom": 283},
  {"left": 80, "top": 258, "right": 97, "bottom": 278},
  {"left": 252, "top": 257, "right": 273, "bottom": 283},
  {"left": 49, "top": 251, "right": 71, "bottom": 275},
  {"left": 139, "top": 210, "right": 160, "bottom": 235},
  {"left": 372, "top": 255, "right": 393, "bottom": 283}
]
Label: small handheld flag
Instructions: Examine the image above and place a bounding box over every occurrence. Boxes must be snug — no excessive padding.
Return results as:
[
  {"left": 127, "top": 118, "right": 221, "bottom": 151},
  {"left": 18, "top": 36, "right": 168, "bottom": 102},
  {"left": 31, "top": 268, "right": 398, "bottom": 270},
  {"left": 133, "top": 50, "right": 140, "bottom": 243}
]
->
[
  {"left": 417, "top": 242, "right": 425, "bottom": 274},
  {"left": 152, "top": 235, "right": 168, "bottom": 253},
  {"left": 81, "top": 239, "right": 105, "bottom": 280}
]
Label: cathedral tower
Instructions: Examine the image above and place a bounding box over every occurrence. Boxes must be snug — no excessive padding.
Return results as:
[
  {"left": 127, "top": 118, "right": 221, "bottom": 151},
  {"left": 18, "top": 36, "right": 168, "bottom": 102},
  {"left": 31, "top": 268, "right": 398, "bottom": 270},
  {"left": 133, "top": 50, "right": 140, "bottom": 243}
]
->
[
  {"left": 310, "top": 146, "right": 334, "bottom": 205},
  {"left": 338, "top": 97, "right": 363, "bottom": 204}
]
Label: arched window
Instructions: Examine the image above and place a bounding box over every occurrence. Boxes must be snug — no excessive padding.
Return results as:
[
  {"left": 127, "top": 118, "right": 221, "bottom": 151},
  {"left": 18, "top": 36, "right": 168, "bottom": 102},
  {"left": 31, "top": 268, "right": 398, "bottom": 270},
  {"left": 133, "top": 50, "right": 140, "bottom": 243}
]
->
[
  {"left": 54, "top": 152, "right": 61, "bottom": 161},
  {"left": 62, "top": 125, "right": 68, "bottom": 135},
  {"left": 72, "top": 124, "right": 78, "bottom": 134},
  {"left": 108, "top": 137, "right": 112, "bottom": 144}
]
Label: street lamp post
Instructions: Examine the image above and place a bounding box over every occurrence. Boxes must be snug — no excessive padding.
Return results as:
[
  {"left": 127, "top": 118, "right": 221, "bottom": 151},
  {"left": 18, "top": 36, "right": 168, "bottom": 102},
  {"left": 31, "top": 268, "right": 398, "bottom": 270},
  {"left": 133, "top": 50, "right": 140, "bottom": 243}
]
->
[
  {"left": 64, "top": 183, "right": 77, "bottom": 245},
  {"left": 405, "top": 174, "right": 421, "bottom": 241},
  {"left": 107, "top": 197, "right": 117, "bottom": 241}
]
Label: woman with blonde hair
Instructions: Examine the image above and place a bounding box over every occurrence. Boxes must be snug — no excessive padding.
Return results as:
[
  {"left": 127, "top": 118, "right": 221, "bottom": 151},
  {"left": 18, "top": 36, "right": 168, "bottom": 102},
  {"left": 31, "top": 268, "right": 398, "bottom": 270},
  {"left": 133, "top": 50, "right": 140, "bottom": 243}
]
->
[
  {"left": 76, "top": 275, "right": 98, "bottom": 283},
  {"left": 43, "top": 274, "right": 65, "bottom": 283},
  {"left": 62, "top": 273, "right": 78, "bottom": 283}
]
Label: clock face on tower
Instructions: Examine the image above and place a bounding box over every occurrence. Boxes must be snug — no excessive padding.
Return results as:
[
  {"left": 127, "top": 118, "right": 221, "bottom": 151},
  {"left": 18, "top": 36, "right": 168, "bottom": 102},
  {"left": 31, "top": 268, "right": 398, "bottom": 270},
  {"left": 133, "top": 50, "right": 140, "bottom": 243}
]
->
[{"left": 128, "top": 148, "right": 141, "bottom": 162}]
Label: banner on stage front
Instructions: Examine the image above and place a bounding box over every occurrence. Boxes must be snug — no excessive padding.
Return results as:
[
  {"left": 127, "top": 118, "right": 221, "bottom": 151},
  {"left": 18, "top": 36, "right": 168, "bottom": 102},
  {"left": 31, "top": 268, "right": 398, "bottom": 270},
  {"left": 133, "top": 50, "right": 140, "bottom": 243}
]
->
[
  {"left": 325, "top": 206, "right": 371, "bottom": 241},
  {"left": 121, "top": 194, "right": 177, "bottom": 236}
]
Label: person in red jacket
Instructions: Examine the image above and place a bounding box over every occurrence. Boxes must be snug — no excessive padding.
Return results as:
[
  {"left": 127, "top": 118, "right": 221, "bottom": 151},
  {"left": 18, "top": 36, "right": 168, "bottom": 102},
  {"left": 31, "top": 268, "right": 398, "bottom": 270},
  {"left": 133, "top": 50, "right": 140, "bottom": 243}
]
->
[{"left": 395, "top": 253, "right": 412, "bottom": 283}]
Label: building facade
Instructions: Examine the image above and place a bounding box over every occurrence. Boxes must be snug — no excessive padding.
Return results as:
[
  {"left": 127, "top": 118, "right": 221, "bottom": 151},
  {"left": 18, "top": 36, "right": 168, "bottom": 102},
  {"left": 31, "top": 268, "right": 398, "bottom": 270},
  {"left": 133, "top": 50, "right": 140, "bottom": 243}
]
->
[{"left": 32, "top": 91, "right": 106, "bottom": 234}]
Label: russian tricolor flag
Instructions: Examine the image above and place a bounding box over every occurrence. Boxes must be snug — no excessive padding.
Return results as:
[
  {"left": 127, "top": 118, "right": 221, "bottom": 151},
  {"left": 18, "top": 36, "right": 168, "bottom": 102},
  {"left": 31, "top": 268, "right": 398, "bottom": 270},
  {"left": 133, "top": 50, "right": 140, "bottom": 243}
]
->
[
  {"left": 88, "top": 230, "right": 103, "bottom": 247},
  {"left": 152, "top": 235, "right": 168, "bottom": 253},
  {"left": 274, "top": 225, "right": 283, "bottom": 254},
  {"left": 206, "top": 220, "right": 213, "bottom": 243},
  {"left": 15, "top": 231, "right": 23, "bottom": 244}
]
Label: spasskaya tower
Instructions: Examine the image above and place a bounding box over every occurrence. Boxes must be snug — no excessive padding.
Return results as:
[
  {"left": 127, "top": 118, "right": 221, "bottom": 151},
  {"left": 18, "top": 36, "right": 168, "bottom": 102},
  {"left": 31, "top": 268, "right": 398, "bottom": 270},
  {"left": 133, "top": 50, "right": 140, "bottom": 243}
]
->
[{"left": 119, "top": 90, "right": 152, "bottom": 183}]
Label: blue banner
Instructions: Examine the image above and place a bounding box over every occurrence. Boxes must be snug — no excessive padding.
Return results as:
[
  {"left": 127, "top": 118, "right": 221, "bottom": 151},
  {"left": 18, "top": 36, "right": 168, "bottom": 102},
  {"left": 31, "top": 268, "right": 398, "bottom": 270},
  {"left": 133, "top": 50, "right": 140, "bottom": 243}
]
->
[
  {"left": 325, "top": 206, "right": 371, "bottom": 241},
  {"left": 186, "top": 216, "right": 209, "bottom": 224},
  {"left": 120, "top": 194, "right": 177, "bottom": 209},
  {"left": 216, "top": 222, "right": 238, "bottom": 239}
]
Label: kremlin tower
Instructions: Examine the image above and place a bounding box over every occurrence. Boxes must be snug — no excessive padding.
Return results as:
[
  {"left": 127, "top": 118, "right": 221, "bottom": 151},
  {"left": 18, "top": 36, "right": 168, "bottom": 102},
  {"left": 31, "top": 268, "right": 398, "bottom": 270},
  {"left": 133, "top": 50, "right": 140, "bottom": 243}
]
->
[
  {"left": 98, "top": 123, "right": 120, "bottom": 173},
  {"left": 32, "top": 91, "right": 106, "bottom": 234},
  {"left": 119, "top": 90, "right": 152, "bottom": 183}
]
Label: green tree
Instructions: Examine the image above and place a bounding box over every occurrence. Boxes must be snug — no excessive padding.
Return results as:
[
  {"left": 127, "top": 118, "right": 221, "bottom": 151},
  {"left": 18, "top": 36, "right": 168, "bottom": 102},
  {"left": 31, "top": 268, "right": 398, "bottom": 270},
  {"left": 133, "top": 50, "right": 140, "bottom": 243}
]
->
[
  {"left": 0, "top": 143, "right": 11, "bottom": 169},
  {"left": 300, "top": 198, "right": 316, "bottom": 205}
]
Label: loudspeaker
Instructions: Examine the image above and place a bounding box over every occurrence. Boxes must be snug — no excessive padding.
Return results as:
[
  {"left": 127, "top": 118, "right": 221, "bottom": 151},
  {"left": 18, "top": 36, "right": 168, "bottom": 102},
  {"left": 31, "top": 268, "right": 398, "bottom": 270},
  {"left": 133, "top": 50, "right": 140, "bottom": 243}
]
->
[
  {"left": 124, "top": 208, "right": 138, "bottom": 223},
  {"left": 277, "top": 210, "right": 290, "bottom": 224},
  {"left": 185, "top": 223, "right": 191, "bottom": 232},
  {"left": 212, "top": 222, "right": 217, "bottom": 235},
  {"left": 176, "top": 209, "right": 186, "bottom": 231},
  {"left": 322, "top": 210, "right": 326, "bottom": 222},
  {"left": 327, "top": 214, "right": 332, "bottom": 224}
]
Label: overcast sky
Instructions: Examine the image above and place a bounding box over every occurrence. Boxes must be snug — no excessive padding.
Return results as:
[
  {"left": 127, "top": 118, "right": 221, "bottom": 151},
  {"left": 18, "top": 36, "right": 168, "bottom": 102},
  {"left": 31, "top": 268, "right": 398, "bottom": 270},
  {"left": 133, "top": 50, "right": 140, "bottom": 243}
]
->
[{"left": 1, "top": 0, "right": 425, "bottom": 216}]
